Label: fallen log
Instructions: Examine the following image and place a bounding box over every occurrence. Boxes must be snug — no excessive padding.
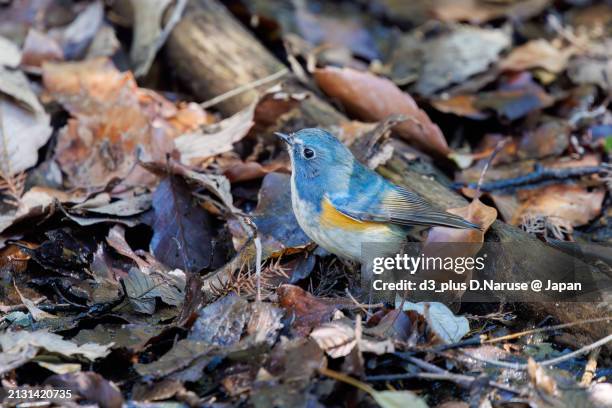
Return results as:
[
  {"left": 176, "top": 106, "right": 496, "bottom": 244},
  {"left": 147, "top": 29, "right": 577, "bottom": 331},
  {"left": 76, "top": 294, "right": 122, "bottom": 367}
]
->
[
  {"left": 165, "top": 0, "right": 611, "bottom": 344},
  {"left": 166, "top": 0, "right": 285, "bottom": 114}
]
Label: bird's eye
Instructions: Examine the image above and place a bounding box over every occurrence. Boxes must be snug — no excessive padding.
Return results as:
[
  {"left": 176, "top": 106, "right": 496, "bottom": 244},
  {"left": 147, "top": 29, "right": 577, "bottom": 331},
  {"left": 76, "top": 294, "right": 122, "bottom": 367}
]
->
[{"left": 302, "top": 147, "right": 315, "bottom": 159}]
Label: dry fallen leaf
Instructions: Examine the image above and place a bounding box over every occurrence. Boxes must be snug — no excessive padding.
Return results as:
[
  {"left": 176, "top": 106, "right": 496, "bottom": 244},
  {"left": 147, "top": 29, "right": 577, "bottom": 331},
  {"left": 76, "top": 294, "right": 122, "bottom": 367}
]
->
[
  {"left": 0, "top": 188, "right": 57, "bottom": 234},
  {"left": 517, "top": 118, "right": 570, "bottom": 160},
  {"left": 568, "top": 56, "right": 612, "bottom": 90},
  {"left": 43, "top": 58, "right": 209, "bottom": 188},
  {"left": 150, "top": 175, "right": 213, "bottom": 272},
  {"left": 45, "top": 372, "right": 124, "bottom": 408},
  {"left": 310, "top": 319, "right": 394, "bottom": 358},
  {"left": 20, "top": 28, "right": 64, "bottom": 68},
  {"left": 277, "top": 284, "right": 352, "bottom": 336},
  {"left": 432, "top": 0, "right": 550, "bottom": 24},
  {"left": 399, "top": 301, "right": 470, "bottom": 344},
  {"left": 512, "top": 185, "right": 605, "bottom": 227},
  {"left": 175, "top": 102, "right": 255, "bottom": 166},
  {"left": 310, "top": 320, "right": 357, "bottom": 358},
  {"left": 0, "top": 329, "right": 112, "bottom": 375},
  {"left": 431, "top": 94, "right": 487, "bottom": 120},
  {"left": 500, "top": 39, "right": 575, "bottom": 73},
  {"left": 413, "top": 25, "right": 511, "bottom": 96},
  {"left": 427, "top": 198, "right": 497, "bottom": 243},
  {"left": 0, "top": 97, "right": 52, "bottom": 177},
  {"left": 387, "top": 25, "right": 510, "bottom": 96},
  {"left": 43, "top": 58, "right": 154, "bottom": 187},
  {"left": 314, "top": 66, "right": 449, "bottom": 155},
  {"left": 0, "top": 35, "right": 21, "bottom": 68},
  {"left": 221, "top": 158, "right": 290, "bottom": 183}
]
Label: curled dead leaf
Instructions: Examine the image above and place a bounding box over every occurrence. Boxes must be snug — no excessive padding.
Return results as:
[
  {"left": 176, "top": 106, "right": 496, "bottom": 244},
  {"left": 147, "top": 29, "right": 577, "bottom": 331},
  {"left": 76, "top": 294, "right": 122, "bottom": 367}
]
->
[
  {"left": 512, "top": 185, "right": 605, "bottom": 227},
  {"left": 314, "top": 66, "right": 449, "bottom": 156},
  {"left": 277, "top": 284, "right": 353, "bottom": 336},
  {"left": 500, "top": 39, "right": 575, "bottom": 74},
  {"left": 427, "top": 199, "right": 497, "bottom": 243}
]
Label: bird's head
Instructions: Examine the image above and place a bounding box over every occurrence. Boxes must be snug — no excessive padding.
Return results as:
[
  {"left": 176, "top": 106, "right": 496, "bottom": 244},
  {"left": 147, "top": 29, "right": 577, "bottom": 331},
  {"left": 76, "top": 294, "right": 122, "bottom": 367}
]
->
[{"left": 275, "top": 128, "right": 353, "bottom": 180}]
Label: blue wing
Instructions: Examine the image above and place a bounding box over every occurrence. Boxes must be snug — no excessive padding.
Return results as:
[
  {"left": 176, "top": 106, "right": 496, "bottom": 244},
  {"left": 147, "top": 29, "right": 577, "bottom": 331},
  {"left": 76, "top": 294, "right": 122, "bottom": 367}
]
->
[{"left": 328, "top": 165, "right": 480, "bottom": 230}]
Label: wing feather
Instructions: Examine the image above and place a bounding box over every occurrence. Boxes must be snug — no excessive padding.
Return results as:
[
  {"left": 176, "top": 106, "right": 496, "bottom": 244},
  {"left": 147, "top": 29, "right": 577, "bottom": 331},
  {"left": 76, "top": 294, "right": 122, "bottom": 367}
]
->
[{"left": 329, "top": 187, "right": 481, "bottom": 230}]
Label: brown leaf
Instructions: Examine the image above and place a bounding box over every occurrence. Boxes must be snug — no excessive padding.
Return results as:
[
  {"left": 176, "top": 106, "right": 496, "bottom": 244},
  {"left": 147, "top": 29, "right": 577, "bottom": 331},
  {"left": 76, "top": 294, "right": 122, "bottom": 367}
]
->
[
  {"left": 309, "top": 319, "right": 357, "bottom": 358},
  {"left": 512, "top": 185, "right": 605, "bottom": 227},
  {"left": 431, "top": 94, "right": 487, "bottom": 120},
  {"left": 314, "top": 66, "right": 449, "bottom": 156},
  {"left": 106, "top": 225, "right": 151, "bottom": 271},
  {"left": 438, "top": 73, "right": 555, "bottom": 121},
  {"left": 43, "top": 58, "right": 210, "bottom": 188},
  {"left": 0, "top": 188, "right": 57, "bottom": 234},
  {"left": 500, "top": 39, "right": 575, "bottom": 73},
  {"left": 310, "top": 319, "right": 395, "bottom": 358},
  {"left": 474, "top": 86, "right": 554, "bottom": 121},
  {"left": 174, "top": 102, "right": 255, "bottom": 166},
  {"left": 132, "top": 379, "right": 187, "bottom": 402},
  {"left": 277, "top": 284, "right": 352, "bottom": 336},
  {"left": 432, "top": 0, "right": 550, "bottom": 24},
  {"left": 517, "top": 118, "right": 570, "bottom": 160},
  {"left": 43, "top": 58, "right": 153, "bottom": 187},
  {"left": 221, "top": 158, "right": 290, "bottom": 183},
  {"left": 427, "top": 199, "right": 497, "bottom": 243}
]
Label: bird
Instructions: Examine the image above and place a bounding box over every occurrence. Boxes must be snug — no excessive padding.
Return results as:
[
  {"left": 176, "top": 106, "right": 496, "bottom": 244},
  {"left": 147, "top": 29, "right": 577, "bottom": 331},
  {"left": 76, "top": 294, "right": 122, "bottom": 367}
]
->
[{"left": 276, "top": 128, "right": 480, "bottom": 262}]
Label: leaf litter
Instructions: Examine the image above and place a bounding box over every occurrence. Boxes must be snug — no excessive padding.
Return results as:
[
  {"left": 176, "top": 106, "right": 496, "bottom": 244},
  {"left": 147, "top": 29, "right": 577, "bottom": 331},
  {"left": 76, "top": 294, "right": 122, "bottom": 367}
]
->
[{"left": 0, "top": 0, "right": 611, "bottom": 407}]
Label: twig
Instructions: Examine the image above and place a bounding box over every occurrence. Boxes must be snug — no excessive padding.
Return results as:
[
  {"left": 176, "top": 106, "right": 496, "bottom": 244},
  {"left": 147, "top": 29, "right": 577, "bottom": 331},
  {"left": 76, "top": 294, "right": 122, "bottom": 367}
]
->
[
  {"left": 318, "top": 367, "right": 375, "bottom": 394},
  {"left": 254, "top": 235, "right": 262, "bottom": 303},
  {"left": 0, "top": 297, "right": 46, "bottom": 313},
  {"left": 474, "top": 138, "right": 510, "bottom": 197},
  {"left": 453, "top": 164, "right": 607, "bottom": 192},
  {"left": 388, "top": 355, "right": 523, "bottom": 395},
  {"left": 484, "top": 316, "right": 612, "bottom": 344},
  {"left": 199, "top": 68, "right": 289, "bottom": 109},
  {"left": 580, "top": 348, "right": 600, "bottom": 386},
  {"left": 456, "top": 333, "right": 612, "bottom": 370},
  {"left": 345, "top": 289, "right": 383, "bottom": 316}
]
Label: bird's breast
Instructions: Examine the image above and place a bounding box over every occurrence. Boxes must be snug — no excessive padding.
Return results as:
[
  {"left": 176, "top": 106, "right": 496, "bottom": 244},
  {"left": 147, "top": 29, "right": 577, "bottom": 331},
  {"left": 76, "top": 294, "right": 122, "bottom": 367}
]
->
[{"left": 291, "top": 176, "right": 404, "bottom": 261}]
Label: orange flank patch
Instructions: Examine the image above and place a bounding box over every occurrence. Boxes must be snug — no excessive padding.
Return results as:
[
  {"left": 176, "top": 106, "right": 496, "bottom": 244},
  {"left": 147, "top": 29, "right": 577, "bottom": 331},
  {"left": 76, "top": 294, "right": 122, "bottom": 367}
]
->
[{"left": 320, "top": 198, "right": 378, "bottom": 231}]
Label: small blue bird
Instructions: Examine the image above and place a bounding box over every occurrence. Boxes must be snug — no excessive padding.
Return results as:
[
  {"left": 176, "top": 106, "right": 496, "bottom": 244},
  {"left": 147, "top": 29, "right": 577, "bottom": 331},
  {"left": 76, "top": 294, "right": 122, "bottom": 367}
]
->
[{"left": 276, "top": 128, "right": 479, "bottom": 261}]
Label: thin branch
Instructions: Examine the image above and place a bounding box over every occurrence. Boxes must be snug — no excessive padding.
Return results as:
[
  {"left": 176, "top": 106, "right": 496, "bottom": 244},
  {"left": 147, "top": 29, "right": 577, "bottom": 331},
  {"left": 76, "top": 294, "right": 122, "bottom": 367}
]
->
[
  {"left": 457, "top": 332, "right": 612, "bottom": 370},
  {"left": 483, "top": 316, "right": 612, "bottom": 344},
  {"left": 580, "top": 348, "right": 600, "bottom": 386},
  {"left": 453, "top": 164, "right": 607, "bottom": 192},
  {"left": 387, "top": 355, "right": 523, "bottom": 395},
  {"left": 474, "top": 138, "right": 510, "bottom": 196},
  {"left": 200, "top": 68, "right": 289, "bottom": 109},
  {"left": 254, "top": 235, "right": 262, "bottom": 302}
]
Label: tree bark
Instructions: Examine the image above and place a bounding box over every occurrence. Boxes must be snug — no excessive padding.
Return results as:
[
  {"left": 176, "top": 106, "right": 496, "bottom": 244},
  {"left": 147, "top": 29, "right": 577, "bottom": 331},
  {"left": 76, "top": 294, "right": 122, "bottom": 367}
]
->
[
  {"left": 166, "top": 0, "right": 285, "bottom": 114},
  {"left": 167, "top": 0, "right": 611, "bottom": 344}
]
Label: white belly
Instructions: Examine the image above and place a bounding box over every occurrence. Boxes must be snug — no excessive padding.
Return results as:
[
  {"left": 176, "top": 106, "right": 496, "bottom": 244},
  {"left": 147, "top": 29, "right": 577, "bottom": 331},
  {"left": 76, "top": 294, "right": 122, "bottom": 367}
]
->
[{"left": 291, "top": 177, "right": 402, "bottom": 261}]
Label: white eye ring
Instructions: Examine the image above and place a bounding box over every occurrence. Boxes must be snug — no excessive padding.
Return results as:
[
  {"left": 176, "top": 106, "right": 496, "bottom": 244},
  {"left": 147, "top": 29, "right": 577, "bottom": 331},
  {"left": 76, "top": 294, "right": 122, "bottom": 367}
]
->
[{"left": 302, "top": 147, "right": 315, "bottom": 159}]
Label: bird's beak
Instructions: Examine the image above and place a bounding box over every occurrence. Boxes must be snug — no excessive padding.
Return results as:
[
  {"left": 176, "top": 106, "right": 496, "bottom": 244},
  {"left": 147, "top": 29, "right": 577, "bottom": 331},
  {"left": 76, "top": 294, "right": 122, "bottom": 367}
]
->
[{"left": 275, "top": 132, "right": 293, "bottom": 146}]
